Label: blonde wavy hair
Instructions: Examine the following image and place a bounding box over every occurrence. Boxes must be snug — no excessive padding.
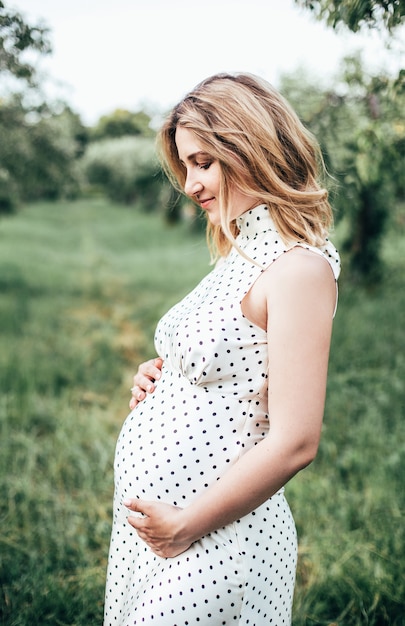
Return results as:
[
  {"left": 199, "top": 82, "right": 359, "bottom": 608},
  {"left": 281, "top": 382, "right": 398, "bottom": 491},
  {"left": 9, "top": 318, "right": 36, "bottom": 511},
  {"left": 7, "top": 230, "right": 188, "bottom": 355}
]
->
[{"left": 158, "top": 72, "right": 333, "bottom": 260}]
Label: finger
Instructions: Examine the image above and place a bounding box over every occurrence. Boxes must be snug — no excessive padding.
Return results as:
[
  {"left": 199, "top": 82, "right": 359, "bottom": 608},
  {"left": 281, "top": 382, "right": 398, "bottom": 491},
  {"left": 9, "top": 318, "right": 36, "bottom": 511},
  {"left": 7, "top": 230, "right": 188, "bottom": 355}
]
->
[
  {"left": 132, "top": 375, "right": 156, "bottom": 394},
  {"left": 138, "top": 360, "right": 163, "bottom": 384},
  {"left": 123, "top": 497, "right": 138, "bottom": 511},
  {"left": 142, "top": 357, "right": 163, "bottom": 374},
  {"left": 123, "top": 498, "right": 151, "bottom": 515},
  {"left": 130, "top": 385, "right": 146, "bottom": 401},
  {"left": 127, "top": 515, "right": 145, "bottom": 531},
  {"left": 153, "top": 357, "right": 164, "bottom": 374}
]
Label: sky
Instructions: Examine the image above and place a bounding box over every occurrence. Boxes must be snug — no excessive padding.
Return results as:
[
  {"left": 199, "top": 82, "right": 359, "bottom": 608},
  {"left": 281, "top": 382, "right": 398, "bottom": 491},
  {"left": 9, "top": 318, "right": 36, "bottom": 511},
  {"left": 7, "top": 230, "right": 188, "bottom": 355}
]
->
[{"left": 10, "top": 0, "right": 405, "bottom": 126}]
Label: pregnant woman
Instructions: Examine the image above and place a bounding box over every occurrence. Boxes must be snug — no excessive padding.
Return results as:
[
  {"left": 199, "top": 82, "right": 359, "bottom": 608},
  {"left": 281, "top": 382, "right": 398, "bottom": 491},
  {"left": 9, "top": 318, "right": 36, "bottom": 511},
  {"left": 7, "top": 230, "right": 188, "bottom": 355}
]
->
[{"left": 103, "top": 72, "right": 340, "bottom": 625}]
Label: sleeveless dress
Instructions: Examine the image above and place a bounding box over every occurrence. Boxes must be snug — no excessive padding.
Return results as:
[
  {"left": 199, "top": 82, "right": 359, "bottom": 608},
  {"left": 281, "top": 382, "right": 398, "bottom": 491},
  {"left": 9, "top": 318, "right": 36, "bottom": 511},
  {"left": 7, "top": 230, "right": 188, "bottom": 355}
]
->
[{"left": 104, "top": 204, "right": 341, "bottom": 626}]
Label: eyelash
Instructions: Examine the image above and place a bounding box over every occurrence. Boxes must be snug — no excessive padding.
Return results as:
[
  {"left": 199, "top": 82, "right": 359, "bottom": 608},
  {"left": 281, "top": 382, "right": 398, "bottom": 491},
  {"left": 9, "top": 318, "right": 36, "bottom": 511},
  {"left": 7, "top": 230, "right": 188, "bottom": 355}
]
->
[{"left": 198, "top": 162, "right": 211, "bottom": 170}]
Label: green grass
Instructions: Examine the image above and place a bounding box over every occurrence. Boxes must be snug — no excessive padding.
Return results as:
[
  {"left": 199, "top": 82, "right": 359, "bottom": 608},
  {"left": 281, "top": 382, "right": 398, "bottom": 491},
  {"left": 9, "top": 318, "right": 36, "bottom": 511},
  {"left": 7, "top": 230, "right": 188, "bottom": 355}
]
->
[
  {"left": 0, "top": 198, "right": 404, "bottom": 625},
  {"left": 290, "top": 212, "right": 405, "bottom": 625},
  {"left": 0, "top": 199, "right": 209, "bottom": 625}
]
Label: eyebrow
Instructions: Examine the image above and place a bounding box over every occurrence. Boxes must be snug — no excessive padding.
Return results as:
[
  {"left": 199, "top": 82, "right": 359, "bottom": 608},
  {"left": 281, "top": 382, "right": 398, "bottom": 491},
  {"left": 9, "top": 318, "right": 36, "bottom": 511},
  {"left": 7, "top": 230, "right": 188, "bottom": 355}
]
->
[{"left": 179, "top": 150, "right": 210, "bottom": 165}]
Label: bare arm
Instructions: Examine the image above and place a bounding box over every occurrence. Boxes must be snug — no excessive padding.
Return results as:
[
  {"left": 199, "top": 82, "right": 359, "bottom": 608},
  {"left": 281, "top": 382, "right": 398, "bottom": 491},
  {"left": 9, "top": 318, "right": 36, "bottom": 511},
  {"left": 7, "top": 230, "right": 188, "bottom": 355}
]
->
[{"left": 126, "top": 250, "right": 336, "bottom": 556}]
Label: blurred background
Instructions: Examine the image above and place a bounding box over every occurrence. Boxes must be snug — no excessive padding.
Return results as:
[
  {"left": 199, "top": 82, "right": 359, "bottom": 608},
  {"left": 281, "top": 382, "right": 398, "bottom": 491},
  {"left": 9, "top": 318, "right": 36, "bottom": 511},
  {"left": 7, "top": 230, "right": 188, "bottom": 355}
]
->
[{"left": 0, "top": 1, "right": 404, "bottom": 624}]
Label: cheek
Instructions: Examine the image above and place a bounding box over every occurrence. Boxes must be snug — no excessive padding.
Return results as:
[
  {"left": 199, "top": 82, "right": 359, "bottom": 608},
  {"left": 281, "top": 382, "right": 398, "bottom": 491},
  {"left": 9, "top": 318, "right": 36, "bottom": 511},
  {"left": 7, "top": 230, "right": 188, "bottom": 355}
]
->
[{"left": 208, "top": 164, "right": 222, "bottom": 189}]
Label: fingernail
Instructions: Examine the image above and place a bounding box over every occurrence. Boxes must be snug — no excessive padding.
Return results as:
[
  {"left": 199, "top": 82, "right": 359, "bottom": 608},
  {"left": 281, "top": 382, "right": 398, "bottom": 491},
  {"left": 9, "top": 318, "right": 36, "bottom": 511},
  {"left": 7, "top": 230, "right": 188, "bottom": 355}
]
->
[
  {"left": 123, "top": 499, "right": 131, "bottom": 507},
  {"left": 146, "top": 385, "right": 153, "bottom": 393}
]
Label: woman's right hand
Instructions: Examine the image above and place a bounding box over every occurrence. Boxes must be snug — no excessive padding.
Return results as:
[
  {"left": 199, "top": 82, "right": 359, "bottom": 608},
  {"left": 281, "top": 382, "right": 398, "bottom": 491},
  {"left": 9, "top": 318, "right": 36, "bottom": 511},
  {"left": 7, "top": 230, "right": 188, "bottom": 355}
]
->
[{"left": 129, "top": 357, "right": 164, "bottom": 410}]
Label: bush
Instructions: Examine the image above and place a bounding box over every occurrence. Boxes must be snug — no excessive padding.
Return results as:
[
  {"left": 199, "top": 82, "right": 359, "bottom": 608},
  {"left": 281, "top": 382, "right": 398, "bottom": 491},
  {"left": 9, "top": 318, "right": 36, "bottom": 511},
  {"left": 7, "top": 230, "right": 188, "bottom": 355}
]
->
[
  {"left": 21, "top": 108, "right": 86, "bottom": 201},
  {"left": 0, "top": 100, "right": 86, "bottom": 206},
  {"left": 81, "top": 136, "right": 166, "bottom": 208}
]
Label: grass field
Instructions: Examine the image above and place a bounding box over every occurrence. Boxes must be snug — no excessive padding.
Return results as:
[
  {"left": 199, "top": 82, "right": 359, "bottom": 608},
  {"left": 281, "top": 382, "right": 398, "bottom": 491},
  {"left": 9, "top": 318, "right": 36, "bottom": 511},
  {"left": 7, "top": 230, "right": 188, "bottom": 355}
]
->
[{"left": 0, "top": 198, "right": 404, "bottom": 625}]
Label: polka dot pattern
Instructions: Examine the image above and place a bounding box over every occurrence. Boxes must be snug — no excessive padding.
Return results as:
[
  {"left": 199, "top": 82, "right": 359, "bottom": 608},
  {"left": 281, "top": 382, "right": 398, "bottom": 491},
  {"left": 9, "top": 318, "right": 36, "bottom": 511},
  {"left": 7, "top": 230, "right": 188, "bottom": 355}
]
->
[{"left": 104, "top": 205, "right": 341, "bottom": 625}]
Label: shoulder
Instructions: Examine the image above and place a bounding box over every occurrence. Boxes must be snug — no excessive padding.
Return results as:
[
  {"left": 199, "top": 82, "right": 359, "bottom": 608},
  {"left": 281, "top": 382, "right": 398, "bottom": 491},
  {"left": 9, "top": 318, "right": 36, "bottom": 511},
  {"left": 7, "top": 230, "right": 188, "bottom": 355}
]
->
[
  {"left": 261, "top": 246, "right": 336, "bottom": 316},
  {"left": 271, "top": 246, "right": 334, "bottom": 283}
]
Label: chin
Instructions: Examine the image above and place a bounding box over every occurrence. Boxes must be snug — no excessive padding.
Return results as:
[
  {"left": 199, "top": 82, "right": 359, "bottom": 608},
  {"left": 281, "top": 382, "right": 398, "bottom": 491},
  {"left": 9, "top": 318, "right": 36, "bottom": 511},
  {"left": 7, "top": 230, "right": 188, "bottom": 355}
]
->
[{"left": 206, "top": 212, "right": 221, "bottom": 226}]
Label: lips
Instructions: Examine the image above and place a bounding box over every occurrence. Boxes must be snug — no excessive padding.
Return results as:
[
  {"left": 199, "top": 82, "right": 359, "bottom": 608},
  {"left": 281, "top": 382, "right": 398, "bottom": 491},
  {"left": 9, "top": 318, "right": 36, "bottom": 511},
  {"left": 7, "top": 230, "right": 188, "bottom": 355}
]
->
[{"left": 199, "top": 197, "right": 214, "bottom": 209}]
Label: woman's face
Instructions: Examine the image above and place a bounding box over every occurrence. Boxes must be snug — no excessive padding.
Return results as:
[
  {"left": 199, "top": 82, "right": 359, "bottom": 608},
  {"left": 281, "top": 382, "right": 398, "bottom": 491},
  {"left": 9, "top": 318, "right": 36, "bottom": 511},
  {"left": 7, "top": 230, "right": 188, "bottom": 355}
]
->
[{"left": 175, "top": 126, "right": 257, "bottom": 226}]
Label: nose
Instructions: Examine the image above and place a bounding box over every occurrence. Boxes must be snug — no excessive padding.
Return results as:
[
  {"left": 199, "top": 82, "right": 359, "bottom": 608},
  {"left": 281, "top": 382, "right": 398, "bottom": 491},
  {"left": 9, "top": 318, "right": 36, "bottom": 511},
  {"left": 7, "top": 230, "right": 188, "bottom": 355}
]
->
[{"left": 184, "top": 170, "right": 203, "bottom": 197}]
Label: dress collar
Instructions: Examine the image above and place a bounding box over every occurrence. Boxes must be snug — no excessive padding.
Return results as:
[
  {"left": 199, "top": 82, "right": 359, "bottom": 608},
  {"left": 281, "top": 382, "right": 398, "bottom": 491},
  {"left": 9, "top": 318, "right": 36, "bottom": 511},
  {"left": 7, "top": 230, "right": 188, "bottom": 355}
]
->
[{"left": 236, "top": 204, "right": 277, "bottom": 238}]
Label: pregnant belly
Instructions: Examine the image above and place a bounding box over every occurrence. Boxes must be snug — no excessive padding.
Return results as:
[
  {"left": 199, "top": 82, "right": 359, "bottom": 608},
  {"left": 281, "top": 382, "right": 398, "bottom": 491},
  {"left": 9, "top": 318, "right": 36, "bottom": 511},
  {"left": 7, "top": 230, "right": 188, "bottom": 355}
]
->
[{"left": 114, "top": 369, "right": 257, "bottom": 507}]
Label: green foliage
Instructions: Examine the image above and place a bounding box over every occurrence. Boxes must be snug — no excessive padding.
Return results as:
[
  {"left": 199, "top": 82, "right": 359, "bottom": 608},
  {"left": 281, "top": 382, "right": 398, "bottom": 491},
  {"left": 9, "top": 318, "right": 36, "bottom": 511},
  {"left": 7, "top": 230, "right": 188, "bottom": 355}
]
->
[
  {"left": 294, "top": 0, "right": 405, "bottom": 33},
  {"left": 22, "top": 107, "right": 87, "bottom": 200},
  {"left": 293, "top": 1, "right": 405, "bottom": 283},
  {"left": 91, "top": 108, "right": 155, "bottom": 140},
  {"left": 0, "top": 100, "right": 87, "bottom": 208},
  {"left": 81, "top": 135, "right": 166, "bottom": 207},
  {"left": 280, "top": 55, "right": 405, "bottom": 283},
  {"left": 0, "top": 198, "right": 404, "bottom": 625},
  {"left": 0, "top": 0, "right": 51, "bottom": 86},
  {"left": 0, "top": 3, "right": 86, "bottom": 211}
]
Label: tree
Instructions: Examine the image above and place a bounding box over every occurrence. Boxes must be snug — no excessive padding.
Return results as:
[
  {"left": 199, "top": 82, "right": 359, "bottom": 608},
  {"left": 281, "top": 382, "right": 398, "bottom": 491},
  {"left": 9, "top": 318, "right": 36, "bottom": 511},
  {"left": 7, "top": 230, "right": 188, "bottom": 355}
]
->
[
  {"left": 0, "top": 3, "right": 88, "bottom": 209},
  {"left": 0, "top": 99, "right": 87, "bottom": 205},
  {"left": 22, "top": 107, "right": 87, "bottom": 201},
  {"left": 292, "top": 0, "right": 405, "bottom": 283},
  {"left": 294, "top": 0, "right": 405, "bottom": 33},
  {"left": 334, "top": 58, "right": 405, "bottom": 281},
  {"left": 0, "top": 0, "right": 51, "bottom": 88},
  {"left": 0, "top": 2, "right": 52, "bottom": 211},
  {"left": 91, "top": 109, "right": 155, "bottom": 141},
  {"left": 280, "top": 56, "right": 405, "bottom": 283}
]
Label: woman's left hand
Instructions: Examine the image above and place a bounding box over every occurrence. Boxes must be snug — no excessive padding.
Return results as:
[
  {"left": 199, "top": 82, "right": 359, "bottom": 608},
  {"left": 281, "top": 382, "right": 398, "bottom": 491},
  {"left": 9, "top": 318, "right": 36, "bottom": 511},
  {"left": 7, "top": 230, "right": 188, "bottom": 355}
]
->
[{"left": 123, "top": 498, "right": 193, "bottom": 558}]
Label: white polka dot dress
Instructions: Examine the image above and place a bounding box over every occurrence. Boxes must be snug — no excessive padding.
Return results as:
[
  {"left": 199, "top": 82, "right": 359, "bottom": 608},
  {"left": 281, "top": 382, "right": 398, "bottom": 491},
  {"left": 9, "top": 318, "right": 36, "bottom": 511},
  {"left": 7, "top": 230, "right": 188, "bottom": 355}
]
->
[{"left": 104, "top": 205, "right": 341, "bottom": 625}]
